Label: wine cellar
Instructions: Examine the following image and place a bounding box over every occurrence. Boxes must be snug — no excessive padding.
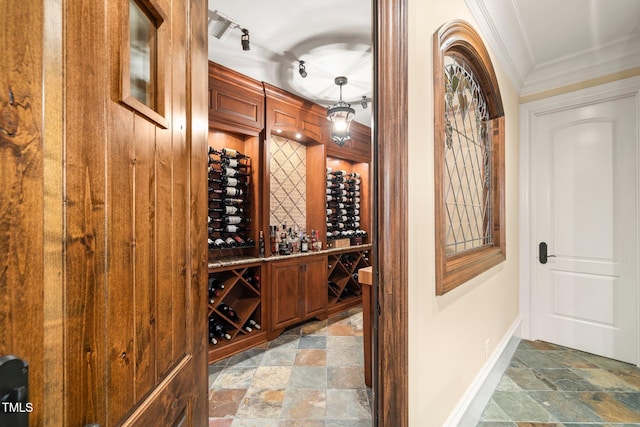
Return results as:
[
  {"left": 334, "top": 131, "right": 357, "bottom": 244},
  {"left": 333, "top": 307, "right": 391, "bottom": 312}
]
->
[{"left": 206, "top": 62, "right": 372, "bottom": 363}]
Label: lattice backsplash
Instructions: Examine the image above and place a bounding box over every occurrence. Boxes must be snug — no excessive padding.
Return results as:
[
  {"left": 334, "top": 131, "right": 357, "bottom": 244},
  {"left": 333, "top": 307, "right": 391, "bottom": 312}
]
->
[{"left": 270, "top": 135, "right": 307, "bottom": 230}]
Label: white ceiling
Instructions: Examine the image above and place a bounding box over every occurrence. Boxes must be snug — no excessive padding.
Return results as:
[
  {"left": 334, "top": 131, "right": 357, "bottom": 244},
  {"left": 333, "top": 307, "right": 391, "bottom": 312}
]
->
[
  {"left": 466, "top": 0, "right": 640, "bottom": 96},
  {"left": 207, "top": 0, "right": 372, "bottom": 125},
  {"left": 207, "top": 0, "right": 640, "bottom": 119}
]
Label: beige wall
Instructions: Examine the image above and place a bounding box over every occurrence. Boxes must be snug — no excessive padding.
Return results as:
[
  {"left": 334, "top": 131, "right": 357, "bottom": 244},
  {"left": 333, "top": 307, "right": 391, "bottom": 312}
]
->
[{"left": 407, "top": 0, "right": 520, "bottom": 425}]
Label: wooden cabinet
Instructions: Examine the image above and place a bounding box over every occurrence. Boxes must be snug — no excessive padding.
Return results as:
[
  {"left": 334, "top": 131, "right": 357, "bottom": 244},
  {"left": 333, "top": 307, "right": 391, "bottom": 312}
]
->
[
  {"left": 206, "top": 62, "right": 373, "bottom": 363},
  {"left": 326, "top": 119, "right": 371, "bottom": 163},
  {"left": 208, "top": 62, "right": 264, "bottom": 135},
  {"left": 327, "top": 248, "right": 371, "bottom": 316},
  {"left": 207, "top": 264, "right": 267, "bottom": 363},
  {"left": 264, "top": 83, "right": 327, "bottom": 144},
  {"left": 269, "top": 255, "right": 328, "bottom": 337}
]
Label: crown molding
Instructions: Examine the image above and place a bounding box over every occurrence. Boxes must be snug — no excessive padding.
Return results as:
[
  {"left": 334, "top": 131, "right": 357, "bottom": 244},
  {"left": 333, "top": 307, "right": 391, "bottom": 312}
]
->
[
  {"left": 465, "top": 0, "right": 530, "bottom": 92},
  {"left": 466, "top": 0, "right": 640, "bottom": 97},
  {"left": 520, "top": 34, "right": 640, "bottom": 96}
]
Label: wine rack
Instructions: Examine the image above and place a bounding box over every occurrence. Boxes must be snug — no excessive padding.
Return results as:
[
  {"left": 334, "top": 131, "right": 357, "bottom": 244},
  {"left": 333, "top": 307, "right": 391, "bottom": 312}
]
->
[
  {"left": 208, "top": 147, "right": 255, "bottom": 252},
  {"left": 325, "top": 168, "right": 368, "bottom": 244},
  {"left": 326, "top": 248, "right": 371, "bottom": 316},
  {"left": 207, "top": 264, "right": 266, "bottom": 363}
]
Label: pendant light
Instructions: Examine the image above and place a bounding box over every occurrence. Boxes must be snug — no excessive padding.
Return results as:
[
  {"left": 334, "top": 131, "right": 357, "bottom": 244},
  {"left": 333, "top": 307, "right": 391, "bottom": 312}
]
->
[{"left": 326, "top": 76, "right": 355, "bottom": 147}]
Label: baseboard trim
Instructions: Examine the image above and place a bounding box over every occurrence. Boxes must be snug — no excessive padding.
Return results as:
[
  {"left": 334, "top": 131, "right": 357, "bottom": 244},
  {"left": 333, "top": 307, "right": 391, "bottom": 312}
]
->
[{"left": 443, "top": 315, "right": 522, "bottom": 427}]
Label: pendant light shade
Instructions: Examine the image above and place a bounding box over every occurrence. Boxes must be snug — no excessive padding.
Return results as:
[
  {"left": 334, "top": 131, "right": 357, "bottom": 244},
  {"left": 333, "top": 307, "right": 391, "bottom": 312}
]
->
[{"left": 327, "top": 76, "right": 355, "bottom": 146}]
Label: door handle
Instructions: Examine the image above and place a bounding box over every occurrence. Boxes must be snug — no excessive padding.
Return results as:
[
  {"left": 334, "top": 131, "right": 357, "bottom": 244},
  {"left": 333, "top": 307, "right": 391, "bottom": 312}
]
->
[
  {"left": 539, "top": 242, "right": 556, "bottom": 264},
  {"left": 0, "top": 355, "right": 29, "bottom": 427}
]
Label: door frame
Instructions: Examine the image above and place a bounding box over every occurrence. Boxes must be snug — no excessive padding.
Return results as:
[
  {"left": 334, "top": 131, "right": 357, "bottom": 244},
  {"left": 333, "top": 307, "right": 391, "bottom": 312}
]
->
[{"left": 519, "top": 75, "right": 640, "bottom": 366}]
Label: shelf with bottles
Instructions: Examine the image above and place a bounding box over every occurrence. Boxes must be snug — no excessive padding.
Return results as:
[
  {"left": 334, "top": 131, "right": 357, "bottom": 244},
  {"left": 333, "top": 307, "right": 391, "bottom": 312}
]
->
[
  {"left": 325, "top": 157, "right": 370, "bottom": 249},
  {"left": 207, "top": 264, "right": 266, "bottom": 363},
  {"left": 326, "top": 248, "right": 371, "bottom": 313},
  {"left": 208, "top": 129, "right": 261, "bottom": 258}
]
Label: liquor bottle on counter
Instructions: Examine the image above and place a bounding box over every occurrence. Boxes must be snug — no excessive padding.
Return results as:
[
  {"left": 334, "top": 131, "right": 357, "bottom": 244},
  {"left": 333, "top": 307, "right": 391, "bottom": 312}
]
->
[{"left": 269, "top": 226, "right": 277, "bottom": 254}]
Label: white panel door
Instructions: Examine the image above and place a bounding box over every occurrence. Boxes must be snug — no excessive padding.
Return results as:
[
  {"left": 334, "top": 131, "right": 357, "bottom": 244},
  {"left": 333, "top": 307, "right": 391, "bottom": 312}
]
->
[{"left": 533, "top": 95, "right": 638, "bottom": 364}]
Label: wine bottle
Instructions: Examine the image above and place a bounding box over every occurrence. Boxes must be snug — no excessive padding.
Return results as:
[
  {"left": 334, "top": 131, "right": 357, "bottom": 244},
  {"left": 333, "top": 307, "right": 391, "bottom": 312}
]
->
[
  {"left": 224, "top": 236, "right": 238, "bottom": 247},
  {"left": 209, "top": 177, "right": 248, "bottom": 187},
  {"left": 208, "top": 277, "right": 225, "bottom": 290},
  {"left": 208, "top": 238, "right": 224, "bottom": 250},
  {"left": 209, "top": 166, "right": 250, "bottom": 177},
  {"left": 247, "top": 319, "right": 261, "bottom": 330},
  {"left": 210, "top": 197, "right": 248, "bottom": 206},
  {"left": 209, "top": 333, "right": 218, "bottom": 345},
  {"left": 218, "top": 303, "right": 239, "bottom": 321},
  {"left": 221, "top": 157, "right": 249, "bottom": 169},
  {"left": 209, "top": 206, "right": 244, "bottom": 215},
  {"left": 208, "top": 146, "right": 222, "bottom": 156},
  {"left": 208, "top": 215, "right": 246, "bottom": 225},
  {"left": 209, "top": 225, "right": 248, "bottom": 234},
  {"left": 232, "top": 235, "right": 247, "bottom": 246},
  {"left": 243, "top": 272, "right": 260, "bottom": 289},
  {"left": 259, "top": 230, "right": 265, "bottom": 257},
  {"left": 208, "top": 319, "right": 231, "bottom": 340},
  {"left": 221, "top": 148, "right": 249, "bottom": 159}
]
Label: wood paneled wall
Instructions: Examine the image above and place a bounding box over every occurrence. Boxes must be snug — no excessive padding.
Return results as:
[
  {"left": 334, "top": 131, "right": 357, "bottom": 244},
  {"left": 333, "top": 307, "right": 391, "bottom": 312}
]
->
[
  {"left": 0, "top": 1, "right": 46, "bottom": 425},
  {"left": 2, "top": 0, "right": 208, "bottom": 425},
  {"left": 375, "top": 0, "right": 409, "bottom": 425},
  {"left": 63, "top": 0, "right": 208, "bottom": 425}
]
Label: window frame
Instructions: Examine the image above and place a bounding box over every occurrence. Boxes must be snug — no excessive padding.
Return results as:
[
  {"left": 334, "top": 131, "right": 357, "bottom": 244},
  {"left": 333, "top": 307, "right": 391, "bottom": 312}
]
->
[
  {"left": 120, "top": 0, "right": 169, "bottom": 128},
  {"left": 433, "top": 20, "right": 506, "bottom": 295}
]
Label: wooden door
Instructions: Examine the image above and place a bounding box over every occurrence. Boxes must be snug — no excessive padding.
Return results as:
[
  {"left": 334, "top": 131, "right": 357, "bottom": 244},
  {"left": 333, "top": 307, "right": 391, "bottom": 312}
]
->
[
  {"left": 302, "top": 256, "right": 328, "bottom": 318},
  {"left": 0, "top": 1, "right": 47, "bottom": 425},
  {"left": 270, "top": 260, "right": 302, "bottom": 330},
  {"left": 532, "top": 95, "right": 638, "bottom": 364},
  {"left": 62, "top": 0, "right": 208, "bottom": 425}
]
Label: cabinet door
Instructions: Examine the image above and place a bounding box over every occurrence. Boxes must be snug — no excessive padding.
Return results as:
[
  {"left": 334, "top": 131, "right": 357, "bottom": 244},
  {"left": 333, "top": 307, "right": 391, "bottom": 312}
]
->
[
  {"left": 302, "top": 256, "right": 328, "bottom": 318},
  {"left": 270, "top": 261, "right": 302, "bottom": 330}
]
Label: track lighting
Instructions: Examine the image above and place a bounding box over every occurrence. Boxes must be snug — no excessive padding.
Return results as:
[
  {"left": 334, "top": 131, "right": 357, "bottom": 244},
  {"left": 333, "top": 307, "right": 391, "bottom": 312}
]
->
[
  {"left": 298, "top": 61, "right": 307, "bottom": 78},
  {"left": 361, "top": 96, "right": 368, "bottom": 109},
  {"left": 241, "top": 28, "right": 250, "bottom": 51}
]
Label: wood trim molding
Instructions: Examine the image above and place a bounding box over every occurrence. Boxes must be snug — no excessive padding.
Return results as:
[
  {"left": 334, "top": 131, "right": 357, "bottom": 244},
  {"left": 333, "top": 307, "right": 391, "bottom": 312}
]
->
[
  {"left": 433, "top": 20, "right": 506, "bottom": 295},
  {"left": 374, "top": 0, "right": 409, "bottom": 425}
]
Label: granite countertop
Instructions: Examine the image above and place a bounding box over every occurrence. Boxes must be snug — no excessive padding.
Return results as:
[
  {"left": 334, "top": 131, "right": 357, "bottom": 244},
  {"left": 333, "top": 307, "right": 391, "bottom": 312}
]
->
[{"left": 207, "top": 244, "right": 372, "bottom": 269}]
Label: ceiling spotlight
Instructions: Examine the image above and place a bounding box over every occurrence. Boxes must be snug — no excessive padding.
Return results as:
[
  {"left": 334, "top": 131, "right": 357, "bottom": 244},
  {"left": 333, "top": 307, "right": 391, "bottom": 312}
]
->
[
  {"left": 326, "top": 76, "right": 355, "bottom": 147},
  {"left": 361, "top": 96, "right": 368, "bottom": 109},
  {"left": 298, "top": 61, "right": 308, "bottom": 78},
  {"left": 241, "top": 28, "right": 250, "bottom": 51}
]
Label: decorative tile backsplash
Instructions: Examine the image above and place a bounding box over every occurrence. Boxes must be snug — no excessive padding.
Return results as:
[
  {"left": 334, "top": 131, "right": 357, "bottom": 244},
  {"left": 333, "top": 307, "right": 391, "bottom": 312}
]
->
[{"left": 270, "top": 135, "right": 306, "bottom": 230}]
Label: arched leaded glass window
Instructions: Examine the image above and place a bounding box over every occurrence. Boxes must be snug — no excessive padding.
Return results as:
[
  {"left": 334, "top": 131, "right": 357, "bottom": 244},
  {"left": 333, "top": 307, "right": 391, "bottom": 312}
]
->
[{"left": 433, "top": 20, "right": 505, "bottom": 295}]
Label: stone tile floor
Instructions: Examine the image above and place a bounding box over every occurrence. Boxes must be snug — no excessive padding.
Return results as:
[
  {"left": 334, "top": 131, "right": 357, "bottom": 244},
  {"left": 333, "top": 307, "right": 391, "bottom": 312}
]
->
[
  {"left": 479, "top": 339, "right": 640, "bottom": 426},
  {"left": 208, "top": 307, "right": 372, "bottom": 427}
]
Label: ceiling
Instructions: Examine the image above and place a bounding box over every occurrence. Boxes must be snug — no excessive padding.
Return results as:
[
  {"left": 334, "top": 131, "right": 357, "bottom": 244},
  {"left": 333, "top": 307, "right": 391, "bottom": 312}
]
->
[
  {"left": 207, "top": 0, "right": 640, "bottom": 121},
  {"left": 466, "top": 0, "right": 640, "bottom": 96},
  {"left": 207, "top": 0, "right": 372, "bottom": 125}
]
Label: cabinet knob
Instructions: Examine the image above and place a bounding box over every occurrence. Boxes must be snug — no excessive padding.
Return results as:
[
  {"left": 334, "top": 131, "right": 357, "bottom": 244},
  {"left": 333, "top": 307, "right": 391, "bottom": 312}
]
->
[{"left": 300, "top": 264, "right": 308, "bottom": 271}]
